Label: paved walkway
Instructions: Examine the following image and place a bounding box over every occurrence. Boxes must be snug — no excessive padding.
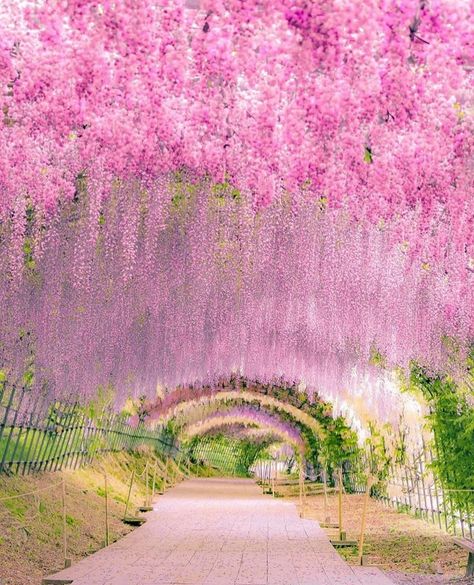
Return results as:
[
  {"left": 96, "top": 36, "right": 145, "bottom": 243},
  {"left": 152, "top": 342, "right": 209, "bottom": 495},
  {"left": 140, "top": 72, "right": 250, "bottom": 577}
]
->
[{"left": 44, "top": 478, "right": 394, "bottom": 585}]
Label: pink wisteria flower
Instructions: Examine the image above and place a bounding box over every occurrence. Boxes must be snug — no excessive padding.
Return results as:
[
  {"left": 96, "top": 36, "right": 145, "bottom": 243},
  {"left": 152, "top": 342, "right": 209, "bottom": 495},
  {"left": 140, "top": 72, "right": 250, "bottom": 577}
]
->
[{"left": 0, "top": 0, "right": 472, "bottom": 434}]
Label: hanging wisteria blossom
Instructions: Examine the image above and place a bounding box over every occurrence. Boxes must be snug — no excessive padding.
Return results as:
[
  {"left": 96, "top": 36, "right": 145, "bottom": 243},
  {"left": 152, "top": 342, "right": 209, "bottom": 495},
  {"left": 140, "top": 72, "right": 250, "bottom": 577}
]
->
[{"left": 0, "top": 0, "right": 472, "bottom": 428}]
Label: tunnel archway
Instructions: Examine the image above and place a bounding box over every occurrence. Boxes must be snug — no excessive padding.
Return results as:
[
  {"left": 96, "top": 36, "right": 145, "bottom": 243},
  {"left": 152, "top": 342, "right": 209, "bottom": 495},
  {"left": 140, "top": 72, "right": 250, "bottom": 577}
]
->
[
  {"left": 179, "top": 406, "right": 306, "bottom": 452},
  {"left": 152, "top": 389, "right": 325, "bottom": 443}
]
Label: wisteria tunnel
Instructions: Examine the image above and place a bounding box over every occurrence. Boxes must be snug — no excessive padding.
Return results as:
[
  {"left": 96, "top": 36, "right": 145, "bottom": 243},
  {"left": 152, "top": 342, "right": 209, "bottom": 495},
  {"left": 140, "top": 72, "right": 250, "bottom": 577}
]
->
[{"left": 0, "top": 1, "right": 473, "bottom": 584}]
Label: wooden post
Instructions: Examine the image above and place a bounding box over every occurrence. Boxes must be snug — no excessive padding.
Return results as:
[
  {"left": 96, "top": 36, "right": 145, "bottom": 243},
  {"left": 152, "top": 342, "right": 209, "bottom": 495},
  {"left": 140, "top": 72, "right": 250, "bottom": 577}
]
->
[
  {"left": 303, "top": 468, "right": 307, "bottom": 509},
  {"left": 145, "top": 461, "right": 149, "bottom": 507},
  {"left": 124, "top": 469, "right": 135, "bottom": 518},
  {"left": 61, "top": 478, "right": 71, "bottom": 567},
  {"left": 323, "top": 468, "right": 330, "bottom": 524},
  {"left": 338, "top": 468, "right": 345, "bottom": 541},
  {"left": 151, "top": 462, "right": 157, "bottom": 502},
  {"left": 104, "top": 470, "right": 110, "bottom": 547},
  {"left": 358, "top": 475, "right": 374, "bottom": 565},
  {"left": 299, "top": 462, "right": 304, "bottom": 517}
]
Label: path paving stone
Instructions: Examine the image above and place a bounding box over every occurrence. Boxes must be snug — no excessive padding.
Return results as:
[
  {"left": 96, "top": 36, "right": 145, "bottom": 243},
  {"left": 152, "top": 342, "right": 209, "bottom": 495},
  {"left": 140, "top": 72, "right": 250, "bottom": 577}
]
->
[{"left": 43, "top": 478, "right": 395, "bottom": 585}]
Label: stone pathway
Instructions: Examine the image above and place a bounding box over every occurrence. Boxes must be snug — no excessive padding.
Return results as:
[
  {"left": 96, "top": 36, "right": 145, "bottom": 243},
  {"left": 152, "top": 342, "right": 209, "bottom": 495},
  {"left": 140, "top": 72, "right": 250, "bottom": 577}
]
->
[{"left": 44, "top": 478, "right": 395, "bottom": 585}]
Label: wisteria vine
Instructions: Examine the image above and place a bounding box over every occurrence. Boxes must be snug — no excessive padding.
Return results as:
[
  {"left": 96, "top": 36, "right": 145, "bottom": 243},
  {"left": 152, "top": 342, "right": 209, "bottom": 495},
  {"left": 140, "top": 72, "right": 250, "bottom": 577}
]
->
[{"left": 0, "top": 1, "right": 473, "bottom": 433}]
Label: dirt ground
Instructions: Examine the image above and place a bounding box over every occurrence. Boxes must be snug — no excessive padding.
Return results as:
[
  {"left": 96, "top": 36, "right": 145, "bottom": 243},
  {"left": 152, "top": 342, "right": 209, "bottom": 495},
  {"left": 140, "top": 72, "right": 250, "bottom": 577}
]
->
[
  {"left": 0, "top": 449, "right": 186, "bottom": 585},
  {"left": 278, "top": 485, "right": 473, "bottom": 585}
]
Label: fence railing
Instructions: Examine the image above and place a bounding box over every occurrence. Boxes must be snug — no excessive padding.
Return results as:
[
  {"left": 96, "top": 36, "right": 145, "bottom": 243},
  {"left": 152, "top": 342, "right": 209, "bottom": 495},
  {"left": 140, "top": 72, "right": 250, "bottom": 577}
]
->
[
  {"left": 346, "top": 445, "right": 474, "bottom": 540},
  {"left": 0, "top": 384, "right": 177, "bottom": 475}
]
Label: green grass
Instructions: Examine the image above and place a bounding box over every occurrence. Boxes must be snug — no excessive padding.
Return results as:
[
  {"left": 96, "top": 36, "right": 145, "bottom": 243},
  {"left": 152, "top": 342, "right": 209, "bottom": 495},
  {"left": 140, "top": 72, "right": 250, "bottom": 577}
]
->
[
  {"left": 66, "top": 514, "right": 78, "bottom": 527},
  {"left": 3, "top": 498, "right": 28, "bottom": 520}
]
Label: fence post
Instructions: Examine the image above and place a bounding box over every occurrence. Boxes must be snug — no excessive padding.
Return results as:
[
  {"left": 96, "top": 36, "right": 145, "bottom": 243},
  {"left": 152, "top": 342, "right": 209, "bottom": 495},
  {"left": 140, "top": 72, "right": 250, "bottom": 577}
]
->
[
  {"left": 62, "top": 478, "right": 71, "bottom": 568},
  {"left": 151, "top": 462, "right": 157, "bottom": 503},
  {"left": 18, "top": 410, "right": 36, "bottom": 474},
  {"left": 413, "top": 452, "right": 423, "bottom": 518},
  {"left": 17, "top": 390, "right": 48, "bottom": 474},
  {"left": 104, "top": 469, "right": 110, "bottom": 547},
  {"left": 8, "top": 416, "right": 26, "bottom": 474},
  {"left": 20, "top": 402, "right": 42, "bottom": 474},
  {"left": 124, "top": 469, "right": 135, "bottom": 519},
  {"left": 338, "top": 468, "right": 345, "bottom": 541},
  {"left": 54, "top": 404, "right": 75, "bottom": 472},
  {"left": 40, "top": 401, "right": 62, "bottom": 472},
  {"left": 71, "top": 411, "right": 87, "bottom": 470},
  {"left": 358, "top": 475, "right": 374, "bottom": 565},
  {"left": 432, "top": 437, "right": 451, "bottom": 532},
  {"left": 48, "top": 402, "right": 69, "bottom": 471},
  {"left": 61, "top": 404, "right": 81, "bottom": 471},
  {"left": 0, "top": 384, "right": 18, "bottom": 452},
  {"left": 0, "top": 385, "right": 26, "bottom": 473},
  {"left": 421, "top": 439, "right": 435, "bottom": 525},
  {"left": 31, "top": 407, "right": 51, "bottom": 472},
  {"left": 323, "top": 468, "right": 330, "bottom": 524},
  {"left": 299, "top": 462, "right": 304, "bottom": 516}
]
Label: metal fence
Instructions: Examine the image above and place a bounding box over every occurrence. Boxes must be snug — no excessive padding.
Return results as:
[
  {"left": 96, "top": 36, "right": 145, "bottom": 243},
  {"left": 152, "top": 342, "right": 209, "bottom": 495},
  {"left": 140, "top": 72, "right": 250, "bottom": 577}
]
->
[{"left": 0, "top": 384, "right": 177, "bottom": 475}]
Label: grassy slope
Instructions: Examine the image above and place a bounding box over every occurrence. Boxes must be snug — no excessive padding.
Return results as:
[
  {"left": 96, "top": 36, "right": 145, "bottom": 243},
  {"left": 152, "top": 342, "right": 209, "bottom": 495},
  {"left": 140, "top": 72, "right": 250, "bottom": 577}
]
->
[{"left": 0, "top": 448, "right": 186, "bottom": 585}]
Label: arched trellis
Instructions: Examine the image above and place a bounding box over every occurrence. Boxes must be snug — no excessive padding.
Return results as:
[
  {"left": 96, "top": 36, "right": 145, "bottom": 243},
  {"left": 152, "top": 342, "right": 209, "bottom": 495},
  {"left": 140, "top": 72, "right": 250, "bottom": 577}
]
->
[
  {"left": 181, "top": 407, "right": 306, "bottom": 454},
  {"left": 151, "top": 390, "right": 326, "bottom": 445}
]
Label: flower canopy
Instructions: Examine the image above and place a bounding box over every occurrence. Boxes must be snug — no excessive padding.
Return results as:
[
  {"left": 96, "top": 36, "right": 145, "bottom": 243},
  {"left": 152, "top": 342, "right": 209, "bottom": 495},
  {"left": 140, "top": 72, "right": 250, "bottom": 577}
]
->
[
  {"left": 0, "top": 1, "right": 473, "bottom": 432},
  {"left": 182, "top": 406, "right": 306, "bottom": 452}
]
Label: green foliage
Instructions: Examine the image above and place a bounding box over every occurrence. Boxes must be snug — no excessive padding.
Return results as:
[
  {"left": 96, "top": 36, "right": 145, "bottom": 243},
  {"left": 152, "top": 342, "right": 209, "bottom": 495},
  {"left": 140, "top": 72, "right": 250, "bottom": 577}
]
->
[
  {"left": 296, "top": 398, "right": 360, "bottom": 478},
  {"left": 66, "top": 514, "right": 78, "bottom": 526},
  {"left": 161, "top": 419, "right": 179, "bottom": 446},
  {"left": 22, "top": 237, "right": 35, "bottom": 270},
  {"left": 236, "top": 440, "right": 266, "bottom": 475},
  {"left": 3, "top": 498, "right": 27, "bottom": 520},
  {"left": 369, "top": 346, "right": 386, "bottom": 368},
  {"left": 363, "top": 146, "right": 373, "bottom": 163},
  {"left": 211, "top": 179, "right": 241, "bottom": 204},
  {"left": 408, "top": 363, "right": 474, "bottom": 508},
  {"left": 318, "top": 415, "right": 360, "bottom": 486},
  {"left": 363, "top": 422, "right": 394, "bottom": 495},
  {"left": 85, "top": 383, "right": 116, "bottom": 419},
  {"left": 169, "top": 173, "right": 198, "bottom": 218},
  {"left": 22, "top": 367, "right": 35, "bottom": 388}
]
